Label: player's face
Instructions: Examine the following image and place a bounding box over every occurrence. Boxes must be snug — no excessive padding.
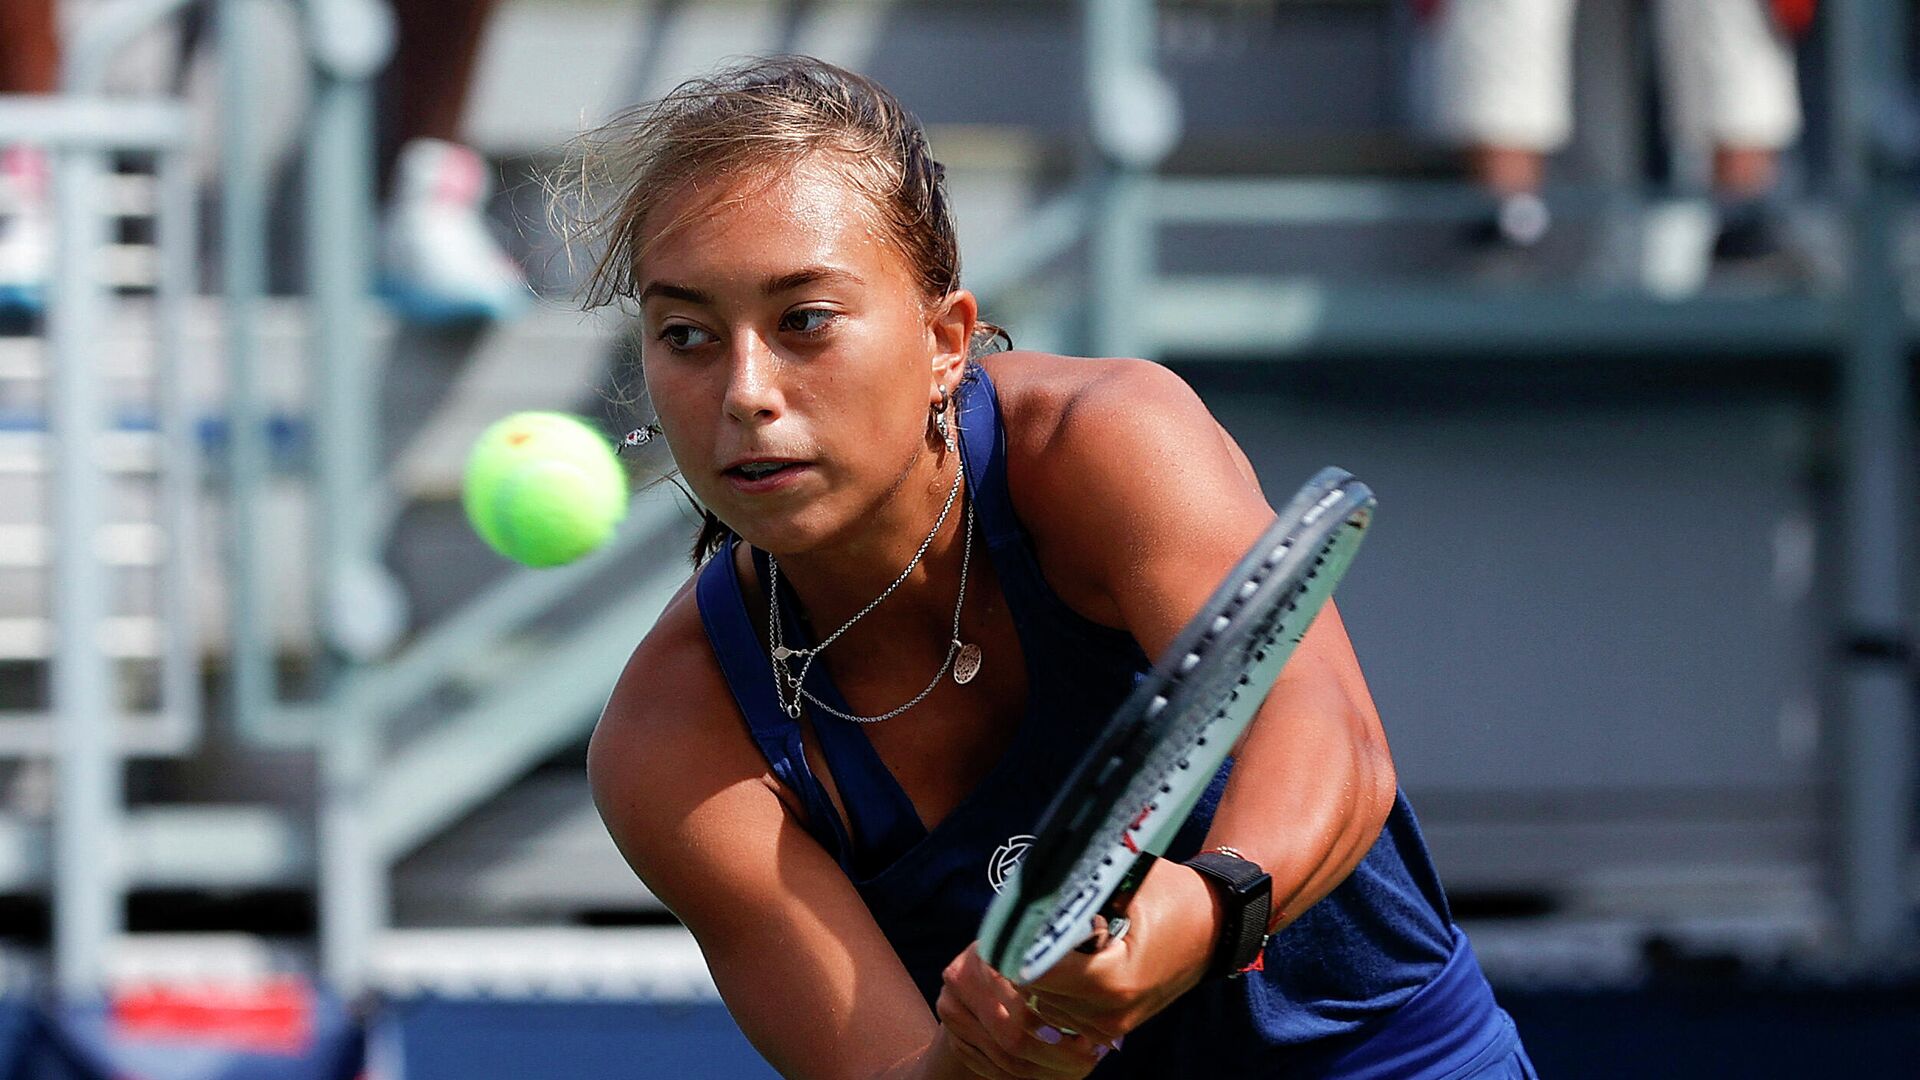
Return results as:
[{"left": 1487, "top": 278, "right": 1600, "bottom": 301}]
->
[{"left": 635, "top": 155, "right": 957, "bottom": 554}]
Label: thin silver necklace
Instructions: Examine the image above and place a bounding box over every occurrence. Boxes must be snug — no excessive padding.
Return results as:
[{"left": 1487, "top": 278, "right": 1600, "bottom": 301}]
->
[{"left": 767, "top": 458, "right": 981, "bottom": 723}]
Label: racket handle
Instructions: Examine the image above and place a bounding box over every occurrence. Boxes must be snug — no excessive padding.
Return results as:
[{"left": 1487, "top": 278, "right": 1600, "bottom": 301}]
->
[{"left": 1075, "top": 853, "right": 1156, "bottom": 955}]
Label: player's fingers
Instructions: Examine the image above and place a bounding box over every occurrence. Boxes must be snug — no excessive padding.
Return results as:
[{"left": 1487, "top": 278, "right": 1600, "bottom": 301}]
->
[
  {"left": 936, "top": 986, "right": 1025, "bottom": 1077},
  {"left": 939, "top": 991, "right": 1095, "bottom": 1080},
  {"left": 944, "top": 950, "right": 1107, "bottom": 1077},
  {"left": 1017, "top": 988, "right": 1111, "bottom": 1045},
  {"left": 1022, "top": 990, "right": 1124, "bottom": 1051},
  {"left": 936, "top": 1002, "right": 1019, "bottom": 1080},
  {"left": 1022, "top": 950, "right": 1130, "bottom": 1045}
]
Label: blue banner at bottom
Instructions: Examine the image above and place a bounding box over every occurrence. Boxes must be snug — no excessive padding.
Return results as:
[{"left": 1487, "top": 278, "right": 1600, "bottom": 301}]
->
[
  {"left": 2, "top": 983, "right": 361, "bottom": 1080},
  {"left": 367, "top": 1000, "right": 775, "bottom": 1080}
]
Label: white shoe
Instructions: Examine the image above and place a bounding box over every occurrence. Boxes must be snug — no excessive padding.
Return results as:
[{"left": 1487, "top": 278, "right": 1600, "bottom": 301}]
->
[
  {"left": 377, "top": 138, "right": 529, "bottom": 325},
  {"left": 0, "top": 145, "right": 50, "bottom": 316}
]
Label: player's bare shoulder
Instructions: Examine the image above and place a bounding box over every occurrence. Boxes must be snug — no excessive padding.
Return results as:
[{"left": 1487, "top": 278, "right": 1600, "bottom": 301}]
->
[
  {"left": 588, "top": 568, "right": 789, "bottom": 848},
  {"left": 975, "top": 350, "right": 1211, "bottom": 480},
  {"left": 975, "top": 351, "right": 1269, "bottom": 624},
  {"left": 975, "top": 351, "right": 1220, "bottom": 625},
  {"left": 978, "top": 349, "right": 1147, "bottom": 438}
]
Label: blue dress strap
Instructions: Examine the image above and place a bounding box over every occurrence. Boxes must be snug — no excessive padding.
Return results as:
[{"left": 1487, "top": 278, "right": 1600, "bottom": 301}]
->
[
  {"left": 695, "top": 538, "right": 856, "bottom": 865},
  {"left": 953, "top": 364, "right": 1146, "bottom": 654},
  {"left": 749, "top": 544, "right": 929, "bottom": 876},
  {"left": 953, "top": 366, "right": 1023, "bottom": 549}
]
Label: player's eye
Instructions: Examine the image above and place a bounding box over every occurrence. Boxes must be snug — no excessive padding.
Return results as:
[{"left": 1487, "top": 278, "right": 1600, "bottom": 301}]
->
[
  {"left": 657, "top": 323, "right": 717, "bottom": 351},
  {"left": 780, "top": 308, "right": 837, "bottom": 335}
]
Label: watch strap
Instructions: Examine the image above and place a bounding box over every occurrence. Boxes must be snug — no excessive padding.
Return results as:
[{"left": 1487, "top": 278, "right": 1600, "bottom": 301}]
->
[{"left": 1182, "top": 850, "right": 1273, "bottom": 979}]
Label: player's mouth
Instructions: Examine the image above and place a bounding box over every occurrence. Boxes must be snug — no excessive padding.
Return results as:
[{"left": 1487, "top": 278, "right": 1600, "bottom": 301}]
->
[{"left": 723, "top": 459, "right": 812, "bottom": 493}]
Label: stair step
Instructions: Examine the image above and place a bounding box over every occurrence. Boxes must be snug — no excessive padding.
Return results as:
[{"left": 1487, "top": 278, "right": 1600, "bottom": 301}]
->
[
  {"left": 0, "top": 711, "right": 193, "bottom": 756},
  {"left": 0, "top": 334, "right": 157, "bottom": 380},
  {"left": 0, "top": 523, "right": 164, "bottom": 568},
  {"left": 0, "top": 805, "right": 309, "bottom": 893},
  {"left": 0, "top": 615, "right": 161, "bottom": 660},
  {"left": 0, "top": 429, "right": 162, "bottom": 475}
]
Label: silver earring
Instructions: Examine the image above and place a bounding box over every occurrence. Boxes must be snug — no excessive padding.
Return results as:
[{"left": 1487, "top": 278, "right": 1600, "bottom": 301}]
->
[
  {"left": 933, "top": 390, "right": 956, "bottom": 453},
  {"left": 619, "top": 424, "right": 662, "bottom": 454}
]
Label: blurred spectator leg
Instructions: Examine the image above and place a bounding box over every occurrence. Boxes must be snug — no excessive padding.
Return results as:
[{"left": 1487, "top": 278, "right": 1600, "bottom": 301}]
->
[
  {"left": 1654, "top": 0, "right": 1805, "bottom": 267},
  {"left": 376, "top": 0, "right": 530, "bottom": 325},
  {"left": 0, "top": 0, "right": 58, "bottom": 316},
  {"left": 1432, "top": 0, "right": 1578, "bottom": 254}
]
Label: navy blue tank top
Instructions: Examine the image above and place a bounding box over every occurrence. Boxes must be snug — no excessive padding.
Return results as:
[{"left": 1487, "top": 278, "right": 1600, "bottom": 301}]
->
[{"left": 695, "top": 363, "right": 1481, "bottom": 1077}]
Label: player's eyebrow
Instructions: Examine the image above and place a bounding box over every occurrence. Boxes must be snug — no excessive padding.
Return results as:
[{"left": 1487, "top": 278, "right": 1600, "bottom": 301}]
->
[
  {"left": 637, "top": 281, "right": 712, "bottom": 305},
  {"left": 637, "top": 267, "right": 863, "bottom": 306},
  {"left": 762, "top": 266, "right": 864, "bottom": 295}
]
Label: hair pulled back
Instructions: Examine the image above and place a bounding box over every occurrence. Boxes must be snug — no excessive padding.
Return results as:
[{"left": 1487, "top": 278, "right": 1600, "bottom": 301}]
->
[{"left": 556, "top": 55, "right": 1006, "bottom": 564}]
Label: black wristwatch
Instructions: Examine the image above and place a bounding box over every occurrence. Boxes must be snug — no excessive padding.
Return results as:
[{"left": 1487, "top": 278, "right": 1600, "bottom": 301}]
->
[{"left": 1182, "top": 849, "right": 1273, "bottom": 979}]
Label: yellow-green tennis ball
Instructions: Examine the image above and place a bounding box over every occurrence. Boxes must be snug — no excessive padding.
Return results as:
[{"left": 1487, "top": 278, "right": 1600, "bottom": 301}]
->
[{"left": 464, "top": 412, "right": 628, "bottom": 567}]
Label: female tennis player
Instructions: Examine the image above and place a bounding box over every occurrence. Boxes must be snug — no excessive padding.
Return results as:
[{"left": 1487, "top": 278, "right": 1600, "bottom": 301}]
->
[{"left": 583, "top": 57, "right": 1536, "bottom": 1079}]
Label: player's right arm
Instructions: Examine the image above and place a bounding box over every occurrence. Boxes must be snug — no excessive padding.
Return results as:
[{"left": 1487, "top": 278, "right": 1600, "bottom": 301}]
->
[{"left": 588, "top": 582, "right": 1101, "bottom": 1080}]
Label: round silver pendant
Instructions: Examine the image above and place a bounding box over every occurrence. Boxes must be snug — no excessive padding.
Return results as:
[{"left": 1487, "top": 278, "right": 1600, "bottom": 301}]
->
[{"left": 953, "top": 642, "right": 983, "bottom": 685}]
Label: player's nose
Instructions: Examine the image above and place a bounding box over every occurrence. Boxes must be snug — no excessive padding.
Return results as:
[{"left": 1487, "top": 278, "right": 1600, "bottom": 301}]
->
[{"left": 721, "top": 331, "right": 785, "bottom": 425}]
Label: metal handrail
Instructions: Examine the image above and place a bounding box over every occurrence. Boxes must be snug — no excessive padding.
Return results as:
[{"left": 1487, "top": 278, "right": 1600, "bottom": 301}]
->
[{"left": 1, "top": 83, "right": 197, "bottom": 1002}]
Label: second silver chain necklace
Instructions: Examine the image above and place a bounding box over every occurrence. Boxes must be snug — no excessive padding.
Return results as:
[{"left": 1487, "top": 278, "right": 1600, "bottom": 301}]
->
[{"left": 768, "top": 460, "right": 981, "bottom": 723}]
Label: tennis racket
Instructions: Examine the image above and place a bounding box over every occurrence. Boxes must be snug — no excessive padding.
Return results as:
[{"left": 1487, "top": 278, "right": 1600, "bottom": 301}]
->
[{"left": 977, "top": 467, "right": 1375, "bottom": 982}]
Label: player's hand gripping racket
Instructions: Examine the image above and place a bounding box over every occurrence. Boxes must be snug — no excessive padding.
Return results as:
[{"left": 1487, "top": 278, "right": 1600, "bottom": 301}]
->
[{"left": 977, "top": 467, "right": 1375, "bottom": 982}]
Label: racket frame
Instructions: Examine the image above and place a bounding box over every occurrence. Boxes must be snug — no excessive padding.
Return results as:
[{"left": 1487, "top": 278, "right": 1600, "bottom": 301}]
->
[{"left": 978, "top": 467, "right": 1375, "bottom": 982}]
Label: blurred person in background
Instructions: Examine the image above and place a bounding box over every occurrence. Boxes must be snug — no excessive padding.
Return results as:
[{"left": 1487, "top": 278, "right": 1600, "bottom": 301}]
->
[
  {"left": 0, "top": 0, "right": 528, "bottom": 323},
  {"left": 377, "top": 0, "right": 529, "bottom": 323},
  {"left": 0, "top": 0, "right": 56, "bottom": 314},
  {"left": 1424, "top": 0, "right": 1814, "bottom": 264}
]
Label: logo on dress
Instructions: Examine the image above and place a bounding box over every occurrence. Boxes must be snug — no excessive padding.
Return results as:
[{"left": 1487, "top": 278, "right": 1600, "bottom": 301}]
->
[{"left": 987, "top": 834, "right": 1036, "bottom": 894}]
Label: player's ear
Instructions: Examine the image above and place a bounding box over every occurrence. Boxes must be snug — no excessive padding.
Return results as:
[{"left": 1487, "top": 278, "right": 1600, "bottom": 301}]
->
[{"left": 928, "top": 288, "right": 977, "bottom": 399}]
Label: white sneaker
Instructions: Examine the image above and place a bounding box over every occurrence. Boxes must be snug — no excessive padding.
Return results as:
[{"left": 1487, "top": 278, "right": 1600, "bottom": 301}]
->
[
  {"left": 377, "top": 138, "right": 529, "bottom": 325},
  {"left": 0, "top": 145, "right": 50, "bottom": 316}
]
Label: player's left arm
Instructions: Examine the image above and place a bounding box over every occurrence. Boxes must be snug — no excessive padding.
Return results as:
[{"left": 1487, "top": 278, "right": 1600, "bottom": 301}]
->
[{"left": 1006, "top": 356, "right": 1398, "bottom": 1039}]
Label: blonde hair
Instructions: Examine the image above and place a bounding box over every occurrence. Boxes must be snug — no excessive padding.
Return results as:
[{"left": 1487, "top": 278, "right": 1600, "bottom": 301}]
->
[{"left": 554, "top": 55, "right": 1006, "bottom": 564}]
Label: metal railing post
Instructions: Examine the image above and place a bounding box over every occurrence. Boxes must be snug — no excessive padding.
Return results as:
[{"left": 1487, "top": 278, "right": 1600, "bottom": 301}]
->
[
  {"left": 1083, "top": 0, "right": 1177, "bottom": 361},
  {"left": 304, "top": 0, "right": 396, "bottom": 996},
  {"left": 152, "top": 119, "right": 204, "bottom": 759},
  {"left": 46, "top": 128, "right": 121, "bottom": 1006},
  {"left": 1829, "top": 0, "right": 1917, "bottom": 958},
  {"left": 214, "top": 0, "right": 286, "bottom": 748},
  {"left": 43, "top": 0, "right": 206, "bottom": 1000}
]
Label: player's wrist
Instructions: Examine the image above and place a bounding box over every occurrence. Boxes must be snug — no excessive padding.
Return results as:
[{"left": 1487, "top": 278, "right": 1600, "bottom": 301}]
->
[
  {"left": 1149, "top": 860, "right": 1225, "bottom": 992},
  {"left": 911, "top": 1029, "right": 982, "bottom": 1080}
]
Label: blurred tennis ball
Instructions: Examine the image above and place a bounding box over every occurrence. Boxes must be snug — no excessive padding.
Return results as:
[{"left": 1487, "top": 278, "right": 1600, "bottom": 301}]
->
[{"left": 464, "top": 412, "right": 628, "bottom": 567}]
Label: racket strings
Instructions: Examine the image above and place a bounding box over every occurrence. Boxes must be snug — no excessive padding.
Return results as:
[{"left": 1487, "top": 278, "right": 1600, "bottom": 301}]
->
[
  {"left": 1029, "top": 525, "right": 1353, "bottom": 947},
  {"left": 985, "top": 476, "right": 1374, "bottom": 978}
]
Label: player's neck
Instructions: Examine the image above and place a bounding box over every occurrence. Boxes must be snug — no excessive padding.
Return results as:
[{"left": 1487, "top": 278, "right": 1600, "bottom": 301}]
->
[{"left": 770, "top": 448, "right": 968, "bottom": 635}]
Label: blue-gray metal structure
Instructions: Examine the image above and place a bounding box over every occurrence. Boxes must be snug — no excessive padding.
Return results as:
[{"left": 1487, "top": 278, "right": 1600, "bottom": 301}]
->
[
  {"left": 8, "top": 0, "right": 208, "bottom": 1000},
  {"left": 1828, "top": 0, "right": 1916, "bottom": 956}
]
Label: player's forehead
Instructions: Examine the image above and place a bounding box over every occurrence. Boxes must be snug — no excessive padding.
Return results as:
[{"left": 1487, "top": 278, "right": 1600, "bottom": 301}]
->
[{"left": 637, "top": 154, "right": 912, "bottom": 295}]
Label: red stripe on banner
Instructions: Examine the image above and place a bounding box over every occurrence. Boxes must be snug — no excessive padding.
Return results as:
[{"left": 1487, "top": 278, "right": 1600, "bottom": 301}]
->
[{"left": 110, "top": 977, "right": 317, "bottom": 1056}]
